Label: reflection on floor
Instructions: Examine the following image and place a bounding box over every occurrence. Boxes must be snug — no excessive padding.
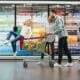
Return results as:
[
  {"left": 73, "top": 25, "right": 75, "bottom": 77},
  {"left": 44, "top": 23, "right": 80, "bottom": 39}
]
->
[{"left": 0, "top": 60, "right": 80, "bottom": 80}]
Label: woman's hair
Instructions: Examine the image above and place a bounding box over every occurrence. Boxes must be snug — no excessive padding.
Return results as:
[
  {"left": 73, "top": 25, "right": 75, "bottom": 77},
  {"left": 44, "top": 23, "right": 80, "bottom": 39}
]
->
[
  {"left": 50, "top": 9, "right": 56, "bottom": 14},
  {"left": 48, "top": 16, "right": 55, "bottom": 23}
]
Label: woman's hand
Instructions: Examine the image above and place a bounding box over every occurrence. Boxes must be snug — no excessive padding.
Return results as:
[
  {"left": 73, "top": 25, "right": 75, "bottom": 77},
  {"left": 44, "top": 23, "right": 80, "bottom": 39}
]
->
[{"left": 45, "top": 33, "right": 53, "bottom": 37}]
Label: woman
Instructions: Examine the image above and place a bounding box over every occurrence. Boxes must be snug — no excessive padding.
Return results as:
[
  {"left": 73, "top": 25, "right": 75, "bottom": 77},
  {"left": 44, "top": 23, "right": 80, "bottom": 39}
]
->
[
  {"left": 4, "top": 19, "right": 32, "bottom": 56},
  {"left": 40, "top": 16, "right": 55, "bottom": 64}
]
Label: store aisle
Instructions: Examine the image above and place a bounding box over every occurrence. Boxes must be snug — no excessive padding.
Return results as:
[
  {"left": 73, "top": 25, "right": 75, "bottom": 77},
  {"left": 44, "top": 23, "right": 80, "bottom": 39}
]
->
[{"left": 0, "top": 61, "right": 80, "bottom": 80}]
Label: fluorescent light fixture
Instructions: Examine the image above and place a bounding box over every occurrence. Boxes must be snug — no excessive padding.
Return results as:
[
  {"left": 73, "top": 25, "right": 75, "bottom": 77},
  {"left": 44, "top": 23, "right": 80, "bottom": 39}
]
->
[{"left": 0, "top": 1, "right": 79, "bottom": 4}]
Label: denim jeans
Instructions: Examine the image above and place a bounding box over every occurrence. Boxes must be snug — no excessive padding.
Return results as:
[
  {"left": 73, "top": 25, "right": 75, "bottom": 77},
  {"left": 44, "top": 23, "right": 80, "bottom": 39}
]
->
[
  {"left": 6, "top": 31, "right": 24, "bottom": 53},
  {"left": 58, "top": 37, "right": 72, "bottom": 64},
  {"left": 41, "top": 41, "right": 54, "bottom": 60}
]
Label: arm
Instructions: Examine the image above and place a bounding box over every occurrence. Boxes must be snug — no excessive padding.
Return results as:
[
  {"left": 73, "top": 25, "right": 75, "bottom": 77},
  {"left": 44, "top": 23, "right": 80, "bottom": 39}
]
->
[
  {"left": 27, "top": 28, "right": 32, "bottom": 38},
  {"left": 54, "top": 17, "right": 64, "bottom": 34}
]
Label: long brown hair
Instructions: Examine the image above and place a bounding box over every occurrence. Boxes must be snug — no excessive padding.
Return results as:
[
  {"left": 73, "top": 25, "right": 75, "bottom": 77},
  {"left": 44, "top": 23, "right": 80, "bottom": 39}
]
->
[{"left": 48, "top": 16, "right": 55, "bottom": 23}]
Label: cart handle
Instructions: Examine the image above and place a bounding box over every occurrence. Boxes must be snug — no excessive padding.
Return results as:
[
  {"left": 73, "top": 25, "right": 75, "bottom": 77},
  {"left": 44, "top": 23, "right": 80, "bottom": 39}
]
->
[{"left": 24, "top": 33, "right": 52, "bottom": 40}]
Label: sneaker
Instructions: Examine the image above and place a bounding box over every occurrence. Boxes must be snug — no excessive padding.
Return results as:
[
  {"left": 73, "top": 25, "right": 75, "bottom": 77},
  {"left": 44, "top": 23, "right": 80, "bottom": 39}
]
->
[
  {"left": 54, "top": 63, "right": 62, "bottom": 67},
  {"left": 3, "top": 40, "right": 10, "bottom": 44},
  {"left": 13, "top": 52, "right": 17, "bottom": 56},
  {"left": 64, "top": 63, "right": 73, "bottom": 67}
]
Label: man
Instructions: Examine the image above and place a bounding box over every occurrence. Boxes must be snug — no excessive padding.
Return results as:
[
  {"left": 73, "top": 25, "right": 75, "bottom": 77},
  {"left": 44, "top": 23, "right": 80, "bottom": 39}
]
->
[
  {"left": 49, "top": 9, "right": 73, "bottom": 67},
  {"left": 4, "top": 19, "right": 32, "bottom": 56}
]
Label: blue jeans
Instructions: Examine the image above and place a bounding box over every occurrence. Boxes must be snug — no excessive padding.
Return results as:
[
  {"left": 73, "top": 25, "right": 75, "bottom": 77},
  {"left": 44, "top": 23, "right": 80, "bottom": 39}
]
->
[
  {"left": 58, "top": 37, "right": 72, "bottom": 64},
  {"left": 41, "top": 41, "right": 54, "bottom": 60},
  {"left": 6, "top": 31, "right": 24, "bottom": 53}
]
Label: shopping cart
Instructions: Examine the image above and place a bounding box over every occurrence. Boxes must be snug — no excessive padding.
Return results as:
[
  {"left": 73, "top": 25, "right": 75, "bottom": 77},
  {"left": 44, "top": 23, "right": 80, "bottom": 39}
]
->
[{"left": 21, "top": 33, "right": 54, "bottom": 68}]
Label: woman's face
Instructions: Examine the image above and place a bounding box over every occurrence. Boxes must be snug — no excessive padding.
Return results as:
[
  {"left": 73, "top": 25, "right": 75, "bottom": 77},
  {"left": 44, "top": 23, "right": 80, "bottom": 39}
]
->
[{"left": 48, "top": 16, "right": 55, "bottom": 23}]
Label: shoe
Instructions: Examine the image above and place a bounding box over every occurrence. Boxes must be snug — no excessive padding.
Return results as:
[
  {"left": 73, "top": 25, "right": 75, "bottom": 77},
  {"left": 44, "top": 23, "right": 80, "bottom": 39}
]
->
[
  {"left": 13, "top": 52, "right": 17, "bottom": 56},
  {"left": 64, "top": 63, "right": 73, "bottom": 67},
  {"left": 54, "top": 63, "right": 62, "bottom": 67},
  {"left": 3, "top": 40, "right": 10, "bottom": 44}
]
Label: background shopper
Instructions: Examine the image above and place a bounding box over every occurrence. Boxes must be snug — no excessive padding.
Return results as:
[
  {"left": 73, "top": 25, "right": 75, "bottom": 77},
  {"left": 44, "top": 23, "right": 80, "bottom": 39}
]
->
[{"left": 4, "top": 19, "right": 32, "bottom": 56}]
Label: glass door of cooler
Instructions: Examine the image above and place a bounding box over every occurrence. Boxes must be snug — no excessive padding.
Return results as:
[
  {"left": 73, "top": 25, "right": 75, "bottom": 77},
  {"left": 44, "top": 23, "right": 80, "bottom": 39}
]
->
[
  {"left": 65, "top": 5, "right": 80, "bottom": 55},
  {"left": 16, "top": 4, "right": 48, "bottom": 56},
  {"left": 0, "top": 4, "right": 14, "bottom": 55},
  {"left": 49, "top": 4, "right": 80, "bottom": 56}
]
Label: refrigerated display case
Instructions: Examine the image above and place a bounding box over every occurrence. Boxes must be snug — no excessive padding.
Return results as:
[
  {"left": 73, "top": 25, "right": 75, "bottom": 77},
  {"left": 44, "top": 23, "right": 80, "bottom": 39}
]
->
[
  {"left": 0, "top": 4, "right": 80, "bottom": 56},
  {"left": 16, "top": 4, "right": 48, "bottom": 56},
  {"left": 50, "top": 4, "right": 80, "bottom": 55},
  {"left": 0, "top": 5, "right": 15, "bottom": 55}
]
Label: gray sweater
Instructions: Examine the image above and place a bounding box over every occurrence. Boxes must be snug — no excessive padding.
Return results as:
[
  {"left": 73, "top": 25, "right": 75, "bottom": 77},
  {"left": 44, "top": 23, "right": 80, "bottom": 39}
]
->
[{"left": 54, "top": 16, "right": 68, "bottom": 39}]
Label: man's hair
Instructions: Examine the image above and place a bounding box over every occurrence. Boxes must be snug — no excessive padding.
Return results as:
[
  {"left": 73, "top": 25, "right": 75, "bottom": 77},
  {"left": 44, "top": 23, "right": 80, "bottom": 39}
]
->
[{"left": 50, "top": 9, "right": 56, "bottom": 14}]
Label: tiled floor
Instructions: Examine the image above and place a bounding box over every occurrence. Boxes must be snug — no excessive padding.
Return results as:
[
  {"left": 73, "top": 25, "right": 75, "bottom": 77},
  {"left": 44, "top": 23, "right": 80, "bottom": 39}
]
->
[{"left": 0, "top": 60, "right": 80, "bottom": 80}]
